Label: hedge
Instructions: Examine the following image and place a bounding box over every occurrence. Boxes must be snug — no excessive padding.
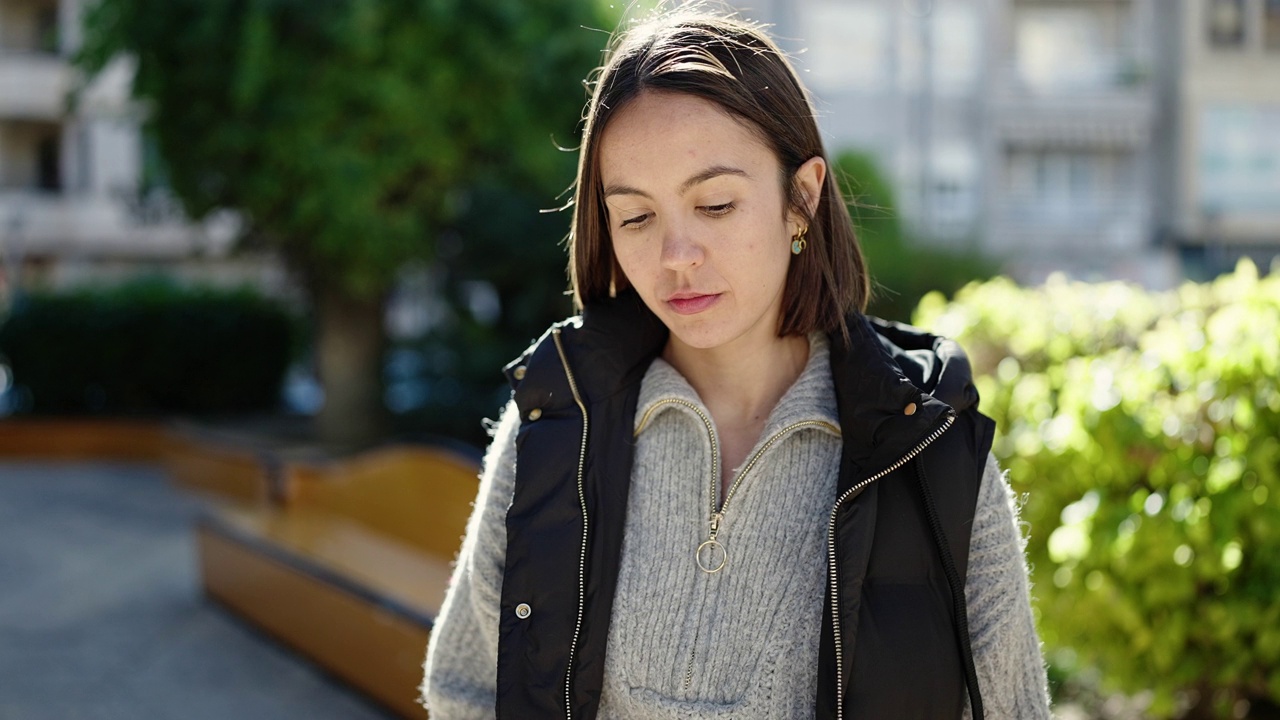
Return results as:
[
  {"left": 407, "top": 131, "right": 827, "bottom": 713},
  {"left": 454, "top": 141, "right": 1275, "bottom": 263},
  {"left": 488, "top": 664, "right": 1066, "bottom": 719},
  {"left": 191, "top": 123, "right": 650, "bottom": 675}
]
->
[
  {"left": 0, "top": 277, "right": 295, "bottom": 415},
  {"left": 914, "top": 260, "right": 1280, "bottom": 718}
]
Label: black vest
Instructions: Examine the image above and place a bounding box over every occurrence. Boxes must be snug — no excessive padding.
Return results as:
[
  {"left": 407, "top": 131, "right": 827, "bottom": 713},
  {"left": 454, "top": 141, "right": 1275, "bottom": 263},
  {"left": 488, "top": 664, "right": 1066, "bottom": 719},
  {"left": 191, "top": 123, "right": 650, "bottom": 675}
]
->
[{"left": 495, "top": 292, "right": 995, "bottom": 719}]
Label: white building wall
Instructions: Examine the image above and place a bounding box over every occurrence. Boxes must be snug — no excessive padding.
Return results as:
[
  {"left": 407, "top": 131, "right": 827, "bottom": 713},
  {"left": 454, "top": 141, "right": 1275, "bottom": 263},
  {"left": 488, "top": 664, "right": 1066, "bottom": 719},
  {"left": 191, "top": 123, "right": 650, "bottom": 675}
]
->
[
  {"left": 0, "top": 0, "right": 249, "bottom": 290},
  {"left": 1175, "top": 0, "right": 1280, "bottom": 246},
  {"left": 982, "top": 0, "right": 1182, "bottom": 286},
  {"left": 711, "top": 0, "right": 1196, "bottom": 285},
  {"left": 83, "top": 118, "right": 139, "bottom": 197},
  {"left": 785, "top": 0, "right": 987, "bottom": 245}
]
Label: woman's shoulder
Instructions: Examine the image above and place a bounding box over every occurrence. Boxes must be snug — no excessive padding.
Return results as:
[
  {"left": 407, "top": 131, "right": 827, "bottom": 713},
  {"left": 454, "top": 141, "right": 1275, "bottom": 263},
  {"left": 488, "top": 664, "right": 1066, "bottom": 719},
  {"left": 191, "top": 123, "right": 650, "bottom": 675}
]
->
[
  {"left": 504, "top": 292, "right": 669, "bottom": 404},
  {"left": 857, "top": 315, "right": 981, "bottom": 415}
]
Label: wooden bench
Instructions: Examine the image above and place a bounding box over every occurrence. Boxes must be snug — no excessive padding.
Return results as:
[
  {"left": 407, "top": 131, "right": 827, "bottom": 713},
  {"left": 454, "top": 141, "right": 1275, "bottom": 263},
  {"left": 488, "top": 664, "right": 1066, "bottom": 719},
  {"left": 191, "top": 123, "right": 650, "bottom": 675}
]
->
[
  {"left": 196, "top": 445, "right": 480, "bottom": 720},
  {"left": 0, "top": 420, "right": 481, "bottom": 716},
  {"left": 0, "top": 419, "right": 173, "bottom": 460}
]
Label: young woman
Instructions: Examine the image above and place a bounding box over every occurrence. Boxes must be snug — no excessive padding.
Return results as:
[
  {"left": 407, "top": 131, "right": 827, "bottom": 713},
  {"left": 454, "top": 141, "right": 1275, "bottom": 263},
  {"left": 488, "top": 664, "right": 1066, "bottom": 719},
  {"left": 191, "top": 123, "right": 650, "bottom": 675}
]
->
[{"left": 422, "top": 10, "right": 1051, "bottom": 720}]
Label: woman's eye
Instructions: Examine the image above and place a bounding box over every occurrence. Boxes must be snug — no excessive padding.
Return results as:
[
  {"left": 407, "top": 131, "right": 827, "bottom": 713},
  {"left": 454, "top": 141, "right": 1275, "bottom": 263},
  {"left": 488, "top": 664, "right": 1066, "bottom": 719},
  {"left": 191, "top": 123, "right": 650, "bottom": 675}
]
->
[
  {"left": 701, "top": 202, "right": 735, "bottom": 217},
  {"left": 620, "top": 213, "right": 651, "bottom": 229}
]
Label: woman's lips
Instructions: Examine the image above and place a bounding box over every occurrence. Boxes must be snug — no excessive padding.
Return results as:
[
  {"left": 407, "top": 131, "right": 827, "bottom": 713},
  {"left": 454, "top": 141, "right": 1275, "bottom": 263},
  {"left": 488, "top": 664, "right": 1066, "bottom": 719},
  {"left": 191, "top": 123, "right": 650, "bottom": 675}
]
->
[{"left": 666, "top": 293, "right": 721, "bottom": 315}]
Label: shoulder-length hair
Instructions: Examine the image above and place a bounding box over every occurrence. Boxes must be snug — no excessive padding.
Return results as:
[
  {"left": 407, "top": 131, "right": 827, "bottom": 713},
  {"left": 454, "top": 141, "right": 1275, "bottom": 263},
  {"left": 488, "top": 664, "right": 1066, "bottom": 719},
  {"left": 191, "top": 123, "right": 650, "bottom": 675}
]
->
[{"left": 568, "top": 11, "right": 870, "bottom": 337}]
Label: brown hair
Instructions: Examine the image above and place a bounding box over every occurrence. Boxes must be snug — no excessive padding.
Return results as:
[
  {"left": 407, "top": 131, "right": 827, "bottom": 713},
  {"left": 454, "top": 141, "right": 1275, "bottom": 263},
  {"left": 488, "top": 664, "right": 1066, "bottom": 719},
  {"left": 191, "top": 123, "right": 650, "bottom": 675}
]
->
[{"left": 568, "top": 10, "right": 870, "bottom": 337}]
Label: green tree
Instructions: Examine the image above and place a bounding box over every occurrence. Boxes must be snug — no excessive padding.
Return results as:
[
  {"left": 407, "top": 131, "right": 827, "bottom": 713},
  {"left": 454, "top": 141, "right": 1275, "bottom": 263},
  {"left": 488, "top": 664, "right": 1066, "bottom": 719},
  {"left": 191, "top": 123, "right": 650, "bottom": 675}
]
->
[
  {"left": 386, "top": 177, "right": 576, "bottom": 448},
  {"left": 76, "top": 0, "right": 603, "bottom": 444}
]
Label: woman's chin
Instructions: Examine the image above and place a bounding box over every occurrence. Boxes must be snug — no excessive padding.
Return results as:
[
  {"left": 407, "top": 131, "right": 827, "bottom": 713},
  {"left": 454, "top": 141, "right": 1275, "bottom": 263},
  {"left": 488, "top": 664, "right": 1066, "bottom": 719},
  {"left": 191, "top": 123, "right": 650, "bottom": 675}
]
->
[{"left": 662, "top": 321, "right": 755, "bottom": 355}]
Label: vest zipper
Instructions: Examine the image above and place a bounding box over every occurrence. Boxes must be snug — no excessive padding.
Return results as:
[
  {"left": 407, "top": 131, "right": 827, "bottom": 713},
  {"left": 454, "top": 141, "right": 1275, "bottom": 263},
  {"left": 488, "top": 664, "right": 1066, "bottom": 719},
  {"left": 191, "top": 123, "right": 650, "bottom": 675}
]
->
[
  {"left": 637, "top": 399, "right": 840, "bottom": 691},
  {"left": 825, "top": 411, "right": 955, "bottom": 720},
  {"left": 552, "top": 328, "right": 590, "bottom": 720}
]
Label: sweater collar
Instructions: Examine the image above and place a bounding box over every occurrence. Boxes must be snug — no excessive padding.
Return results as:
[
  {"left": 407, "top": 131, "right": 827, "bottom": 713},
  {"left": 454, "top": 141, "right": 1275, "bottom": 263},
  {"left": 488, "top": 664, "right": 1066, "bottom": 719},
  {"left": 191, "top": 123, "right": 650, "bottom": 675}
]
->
[{"left": 633, "top": 332, "right": 841, "bottom": 438}]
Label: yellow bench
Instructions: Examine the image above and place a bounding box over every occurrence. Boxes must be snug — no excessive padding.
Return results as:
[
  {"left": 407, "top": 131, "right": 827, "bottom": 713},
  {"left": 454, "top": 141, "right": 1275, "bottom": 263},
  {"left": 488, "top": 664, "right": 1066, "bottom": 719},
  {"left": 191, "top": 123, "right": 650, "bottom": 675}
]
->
[
  {"left": 0, "top": 419, "right": 172, "bottom": 460},
  {"left": 197, "top": 445, "right": 480, "bottom": 720}
]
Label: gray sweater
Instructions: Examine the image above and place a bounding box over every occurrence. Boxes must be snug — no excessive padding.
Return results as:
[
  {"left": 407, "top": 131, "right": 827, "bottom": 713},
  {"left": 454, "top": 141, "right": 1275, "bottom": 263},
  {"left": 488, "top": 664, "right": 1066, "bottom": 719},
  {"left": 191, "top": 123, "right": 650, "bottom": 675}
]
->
[{"left": 422, "top": 334, "right": 1052, "bottom": 718}]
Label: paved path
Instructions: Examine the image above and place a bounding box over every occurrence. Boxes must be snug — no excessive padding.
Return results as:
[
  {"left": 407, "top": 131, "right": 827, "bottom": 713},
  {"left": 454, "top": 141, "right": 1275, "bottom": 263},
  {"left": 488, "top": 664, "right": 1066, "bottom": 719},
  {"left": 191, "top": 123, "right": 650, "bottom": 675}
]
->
[{"left": 0, "top": 462, "right": 397, "bottom": 720}]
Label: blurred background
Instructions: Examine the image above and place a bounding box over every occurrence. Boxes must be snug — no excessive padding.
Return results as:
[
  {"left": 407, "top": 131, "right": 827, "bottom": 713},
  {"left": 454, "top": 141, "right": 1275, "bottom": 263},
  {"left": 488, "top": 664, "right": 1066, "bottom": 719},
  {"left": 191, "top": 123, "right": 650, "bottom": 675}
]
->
[{"left": 0, "top": 0, "right": 1277, "bottom": 719}]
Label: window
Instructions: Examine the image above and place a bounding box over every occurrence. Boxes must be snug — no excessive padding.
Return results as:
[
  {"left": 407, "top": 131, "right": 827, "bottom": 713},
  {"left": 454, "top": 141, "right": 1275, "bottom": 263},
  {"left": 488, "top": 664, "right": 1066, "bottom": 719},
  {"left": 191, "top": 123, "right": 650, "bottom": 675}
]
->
[
  {"left": 1208, "top": 0, "right": 1246, "bottom": 48},
  {"left": 930, "top": 145, "right": 978, "bottom": 232},
  {"left": 1005, "top": 149, "right": 1122, "bottom": 226},
  {"left": 803, "top": 2, "right": 888, "bottom": 92},
  {"left": 1015, "top": 7, "right": 1120, "bottom": 91},
  {"left": 37, "top": 136, "right": 61, "bottom": 192},
  {"left": 898, "top": 7, "right": 979, "bottom": 95},
  {"left": 1267, "top": 0, "right": 1280, "bottom": 50},
  {"left": 36, "top": 5, "right": 59, "bottom": 54},
  {"left": 1198, "top": 105, "right": 1280, "bottom": 214}
]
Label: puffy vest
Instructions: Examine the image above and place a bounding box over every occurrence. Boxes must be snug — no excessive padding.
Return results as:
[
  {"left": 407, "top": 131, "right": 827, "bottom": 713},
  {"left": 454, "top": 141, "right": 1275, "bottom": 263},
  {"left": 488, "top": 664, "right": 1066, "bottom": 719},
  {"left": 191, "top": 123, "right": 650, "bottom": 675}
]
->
[{"left": 496, "top": 292, "right": 995, "bottom": 719}]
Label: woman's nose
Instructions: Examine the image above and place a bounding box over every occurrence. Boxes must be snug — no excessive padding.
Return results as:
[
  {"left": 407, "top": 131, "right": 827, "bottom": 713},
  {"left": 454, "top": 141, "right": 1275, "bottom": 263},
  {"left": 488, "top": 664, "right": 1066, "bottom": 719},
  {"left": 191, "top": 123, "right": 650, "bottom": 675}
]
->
[{"left": 660, "top": 224, "right": 704, "bottom": 271}]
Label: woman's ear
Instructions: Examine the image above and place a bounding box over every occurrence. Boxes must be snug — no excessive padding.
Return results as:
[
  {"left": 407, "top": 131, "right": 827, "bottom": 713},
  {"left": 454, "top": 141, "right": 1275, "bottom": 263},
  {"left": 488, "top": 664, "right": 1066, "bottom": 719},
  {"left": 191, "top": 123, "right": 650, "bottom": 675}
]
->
[{"left": 791, "top": 155, "right": 827, "bottom": 226}]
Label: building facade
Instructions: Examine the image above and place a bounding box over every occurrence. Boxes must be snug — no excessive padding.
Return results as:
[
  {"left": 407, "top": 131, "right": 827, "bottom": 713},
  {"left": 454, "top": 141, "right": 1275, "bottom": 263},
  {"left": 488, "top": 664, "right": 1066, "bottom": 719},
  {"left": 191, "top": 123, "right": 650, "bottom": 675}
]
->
[
  {"left": 748, "top": 0, "right": 1280, "bottom": 286},
  {"left": 5, "top": 0, "right": 1276, "bottom": 295},
  {"left": 982, "top": 0, "right": 1177, "bottom": 285},
  {"left": 0, "top": 0, "right": 257, "bottom": 301},
  {"left": 1165, "top": 0, "right": 1280, "bottom": 279},
  {"left": 771, "top": 0, "right": 988, "bottom": 244}
]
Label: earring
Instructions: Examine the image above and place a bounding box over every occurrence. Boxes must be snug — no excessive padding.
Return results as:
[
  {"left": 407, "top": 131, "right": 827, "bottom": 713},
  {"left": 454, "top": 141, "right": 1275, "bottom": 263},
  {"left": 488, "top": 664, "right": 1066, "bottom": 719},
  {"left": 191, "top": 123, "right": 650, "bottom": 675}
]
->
[{"left": 791, "top": 226, "right": 808, "bottom": 255}]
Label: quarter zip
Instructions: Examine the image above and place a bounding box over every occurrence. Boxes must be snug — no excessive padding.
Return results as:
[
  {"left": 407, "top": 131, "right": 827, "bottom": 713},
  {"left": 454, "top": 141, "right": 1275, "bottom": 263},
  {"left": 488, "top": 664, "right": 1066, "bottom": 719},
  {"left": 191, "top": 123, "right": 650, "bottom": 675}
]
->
[
  {"left": 637, "top": 398, "right": 841, "bottom": 693},
  {"left": 825, "top": 411, "right": 956, "bottom": 720},
  {"left": 636, "top": 399, "right": 840, "bottom": 573},
  {"left": 551, "top": 328, "right": 590, "bottom": 720},
  {"left": 710, "top": 419, "right": 841, "bottom": 571}
]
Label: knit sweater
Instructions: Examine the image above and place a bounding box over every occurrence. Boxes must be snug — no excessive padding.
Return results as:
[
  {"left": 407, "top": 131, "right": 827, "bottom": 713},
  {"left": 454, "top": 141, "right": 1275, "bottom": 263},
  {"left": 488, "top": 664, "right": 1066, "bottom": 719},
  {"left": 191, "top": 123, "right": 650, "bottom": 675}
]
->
[{"left": 421, "top": 334, "right": 1052, "bottom": 719}]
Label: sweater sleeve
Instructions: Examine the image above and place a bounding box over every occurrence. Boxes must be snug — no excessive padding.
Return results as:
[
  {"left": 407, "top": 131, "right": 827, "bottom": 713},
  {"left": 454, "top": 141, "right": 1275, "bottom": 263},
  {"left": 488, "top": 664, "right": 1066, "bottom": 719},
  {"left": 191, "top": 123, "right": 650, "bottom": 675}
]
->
[
  {"left": 420, "top": 400, "right": 520, "bottom": 718},
  {"left": 962, "top": 453, "right": 1053, "bottom": 720}
]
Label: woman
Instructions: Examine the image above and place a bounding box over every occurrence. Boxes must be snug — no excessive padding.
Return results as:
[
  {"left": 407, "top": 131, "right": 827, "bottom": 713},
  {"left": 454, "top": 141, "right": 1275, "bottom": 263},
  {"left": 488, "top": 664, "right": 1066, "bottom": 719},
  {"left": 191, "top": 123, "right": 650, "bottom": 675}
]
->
[{"left": 422, "top": 10, "right": 1051, "bottom": 719}]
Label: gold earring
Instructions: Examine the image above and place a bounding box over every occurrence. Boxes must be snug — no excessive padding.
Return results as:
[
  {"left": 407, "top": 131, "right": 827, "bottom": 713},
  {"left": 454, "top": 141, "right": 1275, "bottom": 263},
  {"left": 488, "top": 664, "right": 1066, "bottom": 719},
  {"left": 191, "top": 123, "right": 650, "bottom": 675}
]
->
[{"left": 791, "top": 226, "right": 808, "bottom": 255}]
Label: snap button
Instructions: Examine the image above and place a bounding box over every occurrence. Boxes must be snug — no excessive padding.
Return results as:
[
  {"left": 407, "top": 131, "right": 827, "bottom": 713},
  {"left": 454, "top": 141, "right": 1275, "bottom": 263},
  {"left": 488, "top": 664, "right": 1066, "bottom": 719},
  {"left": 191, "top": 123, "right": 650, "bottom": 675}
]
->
[
  {"left": 515, "top": 603, "right": 532, "bottom": 619},
  {"left": 527, "top": 408, "right": 542, "bottom": 422},
  {"left": 904, "top": 402, "right": 918, "bottom": 416},
  {"left": 513, "top": 365, "right": 527, "bottom": 381}
]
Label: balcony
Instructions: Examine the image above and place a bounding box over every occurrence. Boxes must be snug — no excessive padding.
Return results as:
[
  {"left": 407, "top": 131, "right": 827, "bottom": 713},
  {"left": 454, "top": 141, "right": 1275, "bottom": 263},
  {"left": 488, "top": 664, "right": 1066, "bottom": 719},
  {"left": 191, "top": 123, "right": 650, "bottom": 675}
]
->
[
  {"left": 989, "top": 62, "right": 1156, "bottom": 148},
  {"left": 986, "top": 191, "right": 1151, "bottom": 254},
  {"left": 0, "top": 52, "right": 72, "bottom": 120},
  {"left": 0, "top": 190, "right": 217, "bottom": 258}
]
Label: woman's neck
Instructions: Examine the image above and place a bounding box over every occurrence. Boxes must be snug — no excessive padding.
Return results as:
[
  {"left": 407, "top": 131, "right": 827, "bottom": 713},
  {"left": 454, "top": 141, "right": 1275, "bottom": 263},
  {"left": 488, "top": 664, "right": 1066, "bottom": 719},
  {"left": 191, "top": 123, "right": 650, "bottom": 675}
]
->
[
  {"left": 663, "top": 331, "right": 810, "bottom": 421},
  {"left": 663, "top": 332, "right": 811, "bottom": 487}
]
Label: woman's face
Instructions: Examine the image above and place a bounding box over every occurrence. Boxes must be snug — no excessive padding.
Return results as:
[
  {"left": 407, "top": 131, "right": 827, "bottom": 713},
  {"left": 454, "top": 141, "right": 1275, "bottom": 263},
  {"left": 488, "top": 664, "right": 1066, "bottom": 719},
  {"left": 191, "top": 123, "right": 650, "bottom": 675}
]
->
[{"left": 599, "top": 91, "right": 816, "bottom": 355}]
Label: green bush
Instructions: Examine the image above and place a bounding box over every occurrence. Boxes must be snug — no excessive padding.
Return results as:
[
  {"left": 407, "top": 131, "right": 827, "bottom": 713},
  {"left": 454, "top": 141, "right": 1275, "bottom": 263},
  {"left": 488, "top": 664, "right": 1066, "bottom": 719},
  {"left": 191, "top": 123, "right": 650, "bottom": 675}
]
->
[
  {"left": 0, "top": 277, "right": 296, "bottom": 415},
  {"left": 914, "top": 260, "right": 1280, "bottom": 718},
  {"left": 833, "top": 150, "right": 996, "bottom": 322}
]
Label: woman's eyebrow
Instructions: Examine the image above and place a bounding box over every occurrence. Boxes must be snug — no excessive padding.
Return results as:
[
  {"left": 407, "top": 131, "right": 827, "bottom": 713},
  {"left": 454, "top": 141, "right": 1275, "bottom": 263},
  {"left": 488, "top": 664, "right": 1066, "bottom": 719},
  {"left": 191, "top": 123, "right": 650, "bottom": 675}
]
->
[
  {"left": 603, "top": 182, "right": 651, "bottom": 200},
  {"left": 679, "top": 165, "right": 748, "bottom": 194},
  {"left": 602, "top": 165, "right": 750, "bottom": 200}
]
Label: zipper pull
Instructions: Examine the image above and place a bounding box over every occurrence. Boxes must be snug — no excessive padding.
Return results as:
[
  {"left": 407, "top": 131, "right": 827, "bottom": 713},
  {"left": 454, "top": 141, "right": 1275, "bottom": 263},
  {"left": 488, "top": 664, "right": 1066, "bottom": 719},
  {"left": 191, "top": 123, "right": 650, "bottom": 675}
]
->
[{"left": 697, "top": 513, "right": 728, "bottom": 573}]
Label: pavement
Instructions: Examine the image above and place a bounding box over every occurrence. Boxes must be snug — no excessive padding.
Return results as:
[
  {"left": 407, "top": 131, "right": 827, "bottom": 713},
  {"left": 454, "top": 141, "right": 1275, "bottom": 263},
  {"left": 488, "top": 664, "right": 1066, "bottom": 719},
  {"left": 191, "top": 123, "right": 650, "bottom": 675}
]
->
[{"left": 0, "top": 461, "right": 398, "bottom": 720}]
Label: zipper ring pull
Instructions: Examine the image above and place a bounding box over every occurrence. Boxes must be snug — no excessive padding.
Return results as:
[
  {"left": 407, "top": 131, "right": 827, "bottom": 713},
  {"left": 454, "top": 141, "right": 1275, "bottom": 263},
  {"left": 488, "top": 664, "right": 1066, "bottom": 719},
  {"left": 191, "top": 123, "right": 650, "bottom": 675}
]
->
[{"left": 696, "top": 539, "right": 727, "bottom": 573}]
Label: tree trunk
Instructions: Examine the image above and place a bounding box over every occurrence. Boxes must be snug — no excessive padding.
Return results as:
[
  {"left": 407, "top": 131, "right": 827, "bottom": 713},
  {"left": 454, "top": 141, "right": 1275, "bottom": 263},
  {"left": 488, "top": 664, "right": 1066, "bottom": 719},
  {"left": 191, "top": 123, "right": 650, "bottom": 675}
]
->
[{"left": 313, "top": 284, "right": 387, "bottom": 448}]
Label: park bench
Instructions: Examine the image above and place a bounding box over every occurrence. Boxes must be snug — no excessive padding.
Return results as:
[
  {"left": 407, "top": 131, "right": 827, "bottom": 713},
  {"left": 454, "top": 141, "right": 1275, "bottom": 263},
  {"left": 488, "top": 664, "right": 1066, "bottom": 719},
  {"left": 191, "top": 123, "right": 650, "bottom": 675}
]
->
[{"left": 194, "top": 444, "right": 479, "bottom": 720}]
